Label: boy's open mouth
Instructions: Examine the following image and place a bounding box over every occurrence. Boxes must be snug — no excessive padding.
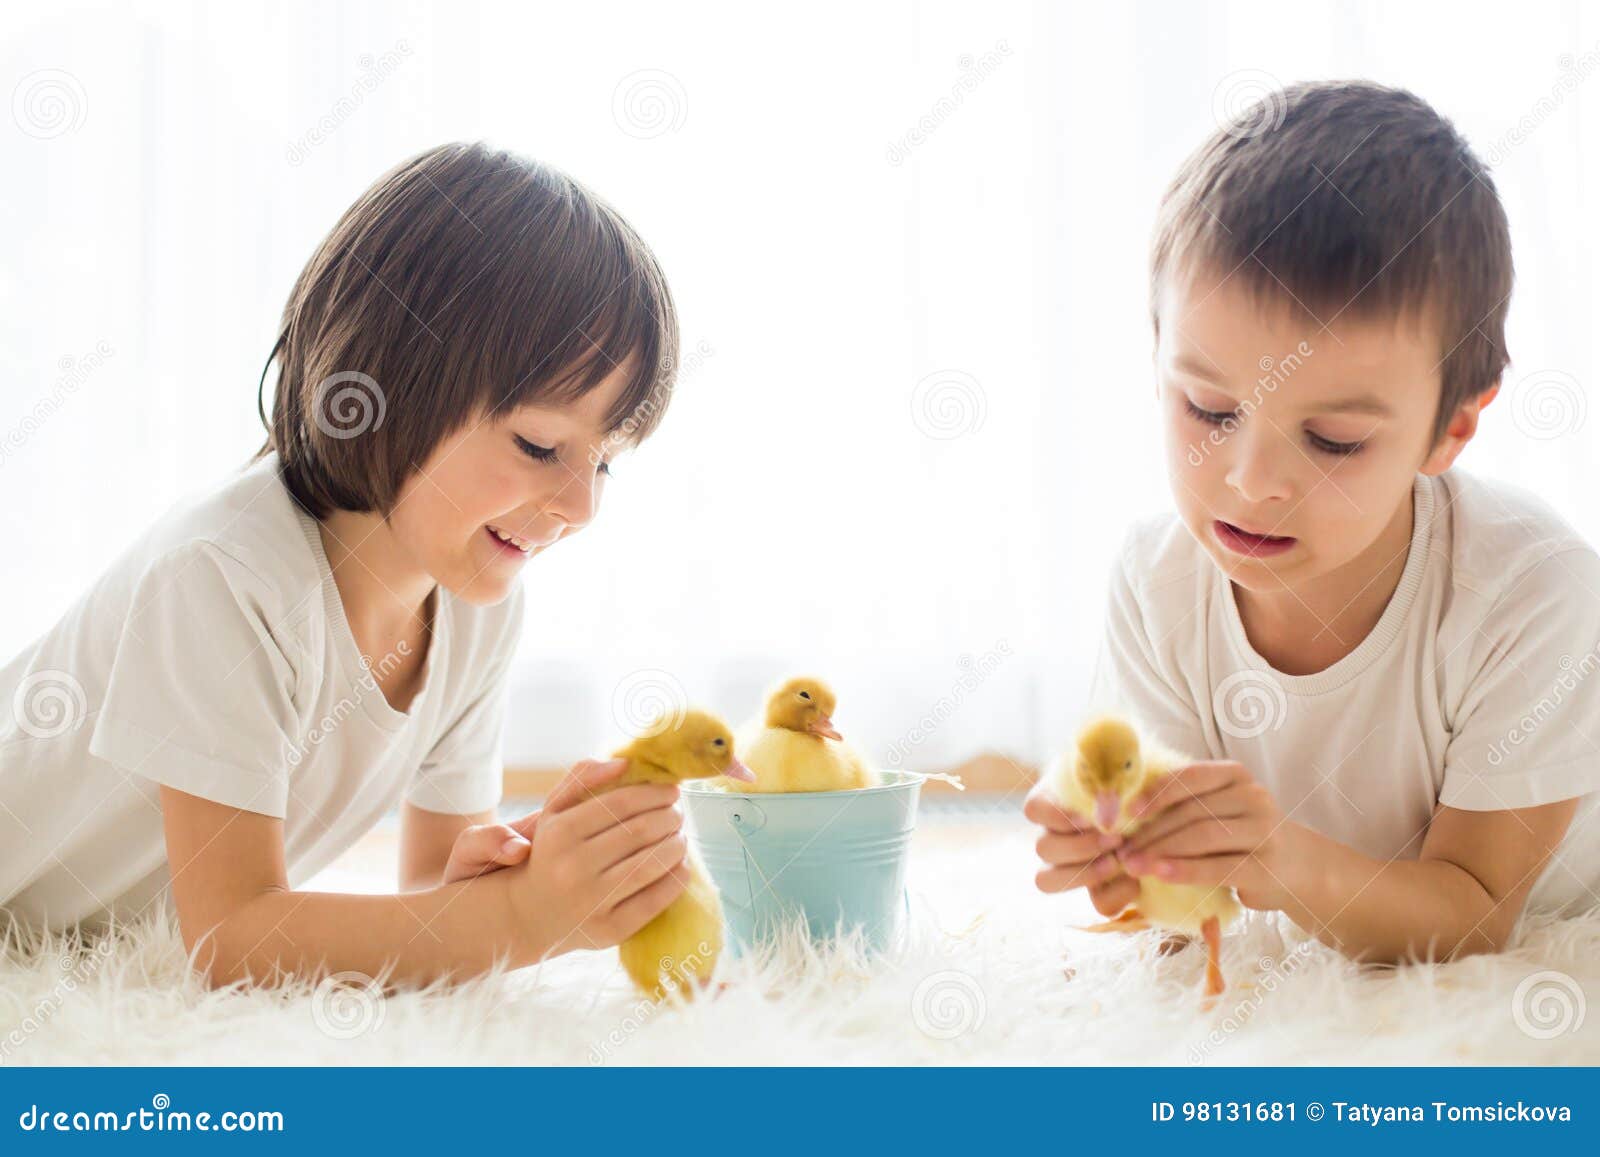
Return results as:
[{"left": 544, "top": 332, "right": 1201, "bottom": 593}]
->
[
  {"left": 485, "top": 524, "right": 535, "bottom": 558},
  {"left": 1213, "top": 519, "right": 1297, "bottom": 558}
]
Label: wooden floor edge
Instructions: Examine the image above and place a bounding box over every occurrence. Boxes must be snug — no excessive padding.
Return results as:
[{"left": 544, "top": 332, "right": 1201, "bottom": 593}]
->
[{"left": 504, "top": 752, "right": 1036, "bottom": 798}]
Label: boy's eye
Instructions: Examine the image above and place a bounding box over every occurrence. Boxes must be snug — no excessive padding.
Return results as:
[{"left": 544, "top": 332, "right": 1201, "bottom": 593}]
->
[
  {"left": 1306, "top": 430, "right": 1366, "bottom": 457},
  {"left": 514, "top": 434, "right": 558, "bottom": 464},
  {"left": 516, "top": 434, "right": 615, "bottom": 476},
  {"left": 1184, "top": 397, "right": 1235, "bottom": 426}
]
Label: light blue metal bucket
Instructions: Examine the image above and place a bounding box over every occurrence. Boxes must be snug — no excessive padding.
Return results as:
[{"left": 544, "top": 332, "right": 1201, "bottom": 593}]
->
[{"left": 682, "top": 771, "right": 923, "bottom": 955}]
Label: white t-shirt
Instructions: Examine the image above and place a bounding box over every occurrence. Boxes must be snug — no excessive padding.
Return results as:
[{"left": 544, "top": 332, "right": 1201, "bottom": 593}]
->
[
  {"left": 1, "top": 452, "right": 524, "bottom": 932},
  {"left": 1090, "top": 467, "right": 1600, "bottom": 919}
]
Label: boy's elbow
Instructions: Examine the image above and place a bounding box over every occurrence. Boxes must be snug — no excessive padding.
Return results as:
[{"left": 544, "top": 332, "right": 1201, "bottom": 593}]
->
[
  {"left": 1447, "top": 921, "right": 1512, "bottom": 960},
  {"left": 180, "top": 922, "right": 249, "bottom": 990},
  {"left": 174, "top": 889, "right": 284, "bottom": 990}
]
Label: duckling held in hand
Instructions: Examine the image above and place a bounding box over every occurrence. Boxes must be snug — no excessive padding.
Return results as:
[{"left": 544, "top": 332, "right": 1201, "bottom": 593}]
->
[
  {"left": 608, "top": 708, "right": 755, "bottom": 1002},
  {"left": 1047, "top": 714, "right": 1242, "bottom": 998},
  {"left": 732, "top": 676, "right": 878, "bottom": 793}
]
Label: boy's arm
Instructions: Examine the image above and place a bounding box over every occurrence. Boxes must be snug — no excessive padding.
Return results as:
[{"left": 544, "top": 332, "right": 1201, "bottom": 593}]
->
[
  {"left": 1275, "top": 798, "right": 1580, "bottom": 963},
  {"left": 162, "top": 787, "right": 530, "bottom": 989},
  {"left": 399, "top": 802, "right": 496, "bottom": 891},
  {"left": 1119, "top": 762, "right": 1582, "bottom": 963}
]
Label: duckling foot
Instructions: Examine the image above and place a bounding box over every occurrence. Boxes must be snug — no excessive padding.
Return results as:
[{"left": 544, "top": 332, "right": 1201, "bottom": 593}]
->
[
  {"left": 1201, "top": 915, "right": 1226, "bottom": 998},
  {"left": 1074, "top": 906, "right": 1151, "bottom": 934}
]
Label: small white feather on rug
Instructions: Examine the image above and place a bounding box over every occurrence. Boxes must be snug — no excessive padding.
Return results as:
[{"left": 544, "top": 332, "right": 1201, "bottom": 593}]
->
[{"left": 2, "top": 820, "right": 1596, "bottom": 1065}]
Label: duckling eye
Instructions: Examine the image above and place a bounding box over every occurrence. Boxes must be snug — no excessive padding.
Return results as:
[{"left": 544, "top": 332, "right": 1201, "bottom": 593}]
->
[
  {"left": 713, "top": 737, "right": 725, "bottom": 747},
  {"left": 798, "top": 691, "right": 811, "bottom": 700},
  {"left": 1123, "top": 760, "right": 1132, "bottom": 769}
]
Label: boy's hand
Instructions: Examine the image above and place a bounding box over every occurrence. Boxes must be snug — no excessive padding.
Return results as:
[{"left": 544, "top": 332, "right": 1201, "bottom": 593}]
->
[
  {"left": 504, "top": 757, "right": 691, "bottom": 960},
  {"left": 1024, "top": 781, "right": 1142, "bottom": 919},
  {"left": 1117, "top": 760, "right": 1300, "bottom": 910},
  {"left": 441, "top": 811, "right": 542, "bottom": 886}
]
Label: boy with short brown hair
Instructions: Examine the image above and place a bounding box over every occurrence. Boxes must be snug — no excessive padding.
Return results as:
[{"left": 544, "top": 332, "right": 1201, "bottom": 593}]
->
[{"left": 1028, "top": 81, "right": 1600, "bottom": 962}]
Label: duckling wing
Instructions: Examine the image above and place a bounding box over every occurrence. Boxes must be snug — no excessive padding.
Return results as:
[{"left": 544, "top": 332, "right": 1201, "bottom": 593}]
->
[
  {"left": 620, "top": 857, "right": 725, "bottom": 999},
  {"left": 732, "top": 725, "right": 790, "bottom": 793},
  {"left": 784, "top": 732, "right": 852, "bottom": 791},
  {"left": 1136, "top": 879, "right": 1243, "bottom": 936},
  {"left": 838, "top": 741, "right": 878, "bottom": 789}
]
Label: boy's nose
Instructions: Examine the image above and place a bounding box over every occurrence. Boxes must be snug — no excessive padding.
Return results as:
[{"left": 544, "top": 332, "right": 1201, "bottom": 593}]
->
[
  {"left": 1223, "top": 432, "right": 1293, "bottom": 505},
  {"left": 540, "top": 464, "right": 604, "bottom": 530}
]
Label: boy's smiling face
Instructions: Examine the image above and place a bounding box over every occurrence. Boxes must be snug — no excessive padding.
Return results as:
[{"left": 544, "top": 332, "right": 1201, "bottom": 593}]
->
[
  {"left": 1155, "top": 266, "right": 1484, "bottom": 598},
  {"left": 385, "top": 363, "right": 634, "bottom": 606}
]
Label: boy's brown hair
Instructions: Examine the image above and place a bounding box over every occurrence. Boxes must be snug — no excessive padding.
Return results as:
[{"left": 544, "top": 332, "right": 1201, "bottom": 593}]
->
[
  {"left": 1150, "top": 80, "right": 1512, "bottom": 446},
  {"left": 257, "top": 141, "right": 678, "bottom": 518}
]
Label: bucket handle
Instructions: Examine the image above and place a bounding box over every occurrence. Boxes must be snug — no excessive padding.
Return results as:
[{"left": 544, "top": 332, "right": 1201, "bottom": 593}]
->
[{"left": 724, "top": 810, "right": 782, "bottom": 911}]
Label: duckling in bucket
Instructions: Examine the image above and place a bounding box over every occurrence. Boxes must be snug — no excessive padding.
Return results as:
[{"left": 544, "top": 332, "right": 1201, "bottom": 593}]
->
[
  {"left": 733, "top": 676, "right": 878, "bottom": 793},
  {"left": 607, "top": 708, "right": 755, "bottom": 1002}
]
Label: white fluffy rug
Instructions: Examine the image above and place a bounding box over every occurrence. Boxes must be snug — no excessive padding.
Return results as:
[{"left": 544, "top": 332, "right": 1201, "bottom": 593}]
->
[{"left": 3, "top": 811, "right": 1597, "bottom": 1065}]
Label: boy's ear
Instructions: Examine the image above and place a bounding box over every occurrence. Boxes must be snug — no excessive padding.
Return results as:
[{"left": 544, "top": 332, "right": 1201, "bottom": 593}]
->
[{"left": 1421, "top": 382, "right": 1499, "bottom": 475}]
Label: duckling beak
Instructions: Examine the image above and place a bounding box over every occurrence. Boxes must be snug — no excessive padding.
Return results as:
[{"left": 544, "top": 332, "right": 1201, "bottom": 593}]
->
[
  {"left": 1095, "top": 790, "right": 1122, "bottom": 832},
  {"left": 806, "top": 716, "right": 843, "bottom": 741},
  {"left": 722, "top": 756, "right": 757, "bottom": 782}
]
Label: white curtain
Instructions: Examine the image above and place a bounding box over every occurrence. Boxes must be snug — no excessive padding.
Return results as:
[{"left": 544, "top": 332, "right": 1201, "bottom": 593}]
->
[{"left": 4, "top": 0, "right": 1597, "bottom": 771}]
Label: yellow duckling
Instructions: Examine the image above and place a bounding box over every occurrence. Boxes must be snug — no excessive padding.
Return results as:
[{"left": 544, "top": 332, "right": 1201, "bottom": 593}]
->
[
  {"left": 1047, "top": 714, "right": 1242, "bottom": 998},
  {"left": 733, "top": 676, "right": 878, "bottom": 793},
  {"left": 608, "top": 708, "right": 756, "bottom": 1002}
]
